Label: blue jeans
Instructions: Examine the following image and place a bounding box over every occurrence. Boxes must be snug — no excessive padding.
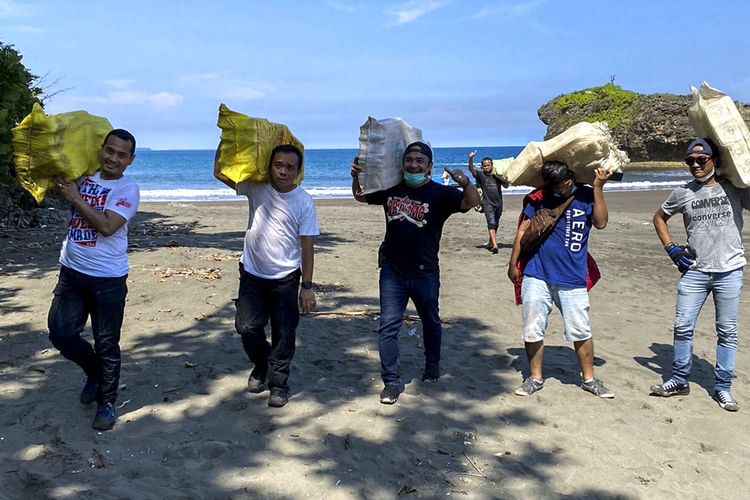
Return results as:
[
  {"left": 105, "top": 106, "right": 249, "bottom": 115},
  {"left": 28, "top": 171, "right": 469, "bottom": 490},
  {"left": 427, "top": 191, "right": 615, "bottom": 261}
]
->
[
  {"left": 234, "top": 264, "right": 300, "bottom": 391},
  {"left": 378, "top": 264, "right": 441, "bottom": 385},
  {"left": 671, "top": 268, "right": 743, "bottom": 391},
  {"left": 48, "top": 266, "right": 128, "bottom": 404}
]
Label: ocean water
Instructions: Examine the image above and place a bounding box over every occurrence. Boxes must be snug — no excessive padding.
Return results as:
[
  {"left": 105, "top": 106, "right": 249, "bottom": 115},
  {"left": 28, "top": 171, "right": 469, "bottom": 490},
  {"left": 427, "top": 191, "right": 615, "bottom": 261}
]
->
[{"left": 127, "top": 147, "right": 692, "bottom": 202}]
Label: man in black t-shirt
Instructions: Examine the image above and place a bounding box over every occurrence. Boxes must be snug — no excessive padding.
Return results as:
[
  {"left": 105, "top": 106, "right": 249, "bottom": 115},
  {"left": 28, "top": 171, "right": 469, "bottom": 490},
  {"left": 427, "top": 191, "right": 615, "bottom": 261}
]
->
[
  {"left": 468, "top": 150, "right": 504, "bottom": 253},
  {"left": 351, "top": 141, "right": 480, "bottom": 404}
]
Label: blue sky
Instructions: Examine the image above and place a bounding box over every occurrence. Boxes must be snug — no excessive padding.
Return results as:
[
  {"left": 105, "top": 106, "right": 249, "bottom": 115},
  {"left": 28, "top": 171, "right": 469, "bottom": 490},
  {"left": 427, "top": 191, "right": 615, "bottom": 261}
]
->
[{"left": 2, "top": 0, "right": 748, "bottom": 150}]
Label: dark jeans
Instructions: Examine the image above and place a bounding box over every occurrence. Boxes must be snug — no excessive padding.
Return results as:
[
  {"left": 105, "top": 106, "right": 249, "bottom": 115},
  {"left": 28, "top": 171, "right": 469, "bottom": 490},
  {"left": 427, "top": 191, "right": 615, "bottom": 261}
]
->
[
  {"left": 482, "top": 202, "right": 503, "bottom": 230},
  {"left": 235, "top": 264, "right": 300, "bottom": 391},
  {"left": 47, "top": 265, "right": 128, "bottom": 404},
  {"left": 378, "top": 263, "right": 441, "bottom": 385}
]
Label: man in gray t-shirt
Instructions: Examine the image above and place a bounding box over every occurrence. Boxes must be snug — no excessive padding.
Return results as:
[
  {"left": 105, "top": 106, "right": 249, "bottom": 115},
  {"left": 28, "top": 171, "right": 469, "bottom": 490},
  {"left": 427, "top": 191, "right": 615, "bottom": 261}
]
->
[{"left": 650, "top": 138, "right": 750, "bottom": 412}]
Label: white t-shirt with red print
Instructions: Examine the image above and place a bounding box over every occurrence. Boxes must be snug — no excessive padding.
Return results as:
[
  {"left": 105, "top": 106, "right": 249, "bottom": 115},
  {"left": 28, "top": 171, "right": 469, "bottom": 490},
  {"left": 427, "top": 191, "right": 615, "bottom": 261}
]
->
[{"left": 59, "top": 172, "right": 140, "bottom": 277}]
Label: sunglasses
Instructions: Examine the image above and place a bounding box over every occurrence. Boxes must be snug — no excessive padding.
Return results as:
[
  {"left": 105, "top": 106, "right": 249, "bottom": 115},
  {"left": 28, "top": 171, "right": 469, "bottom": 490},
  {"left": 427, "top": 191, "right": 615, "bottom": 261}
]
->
[{"left": 684, "top": 156, "right": 711, "bottom": 167}]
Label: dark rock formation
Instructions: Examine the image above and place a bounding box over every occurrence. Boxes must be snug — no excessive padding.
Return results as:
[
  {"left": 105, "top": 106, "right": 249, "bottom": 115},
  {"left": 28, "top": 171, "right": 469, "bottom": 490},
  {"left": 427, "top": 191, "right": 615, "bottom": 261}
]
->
[{"left": 538, "top": 84, "right": 750, "bottom": 161}]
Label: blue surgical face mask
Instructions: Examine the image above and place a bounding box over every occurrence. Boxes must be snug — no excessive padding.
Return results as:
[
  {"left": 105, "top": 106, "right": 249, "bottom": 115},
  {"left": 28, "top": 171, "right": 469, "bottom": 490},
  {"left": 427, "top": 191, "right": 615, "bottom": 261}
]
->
[
  {"left": 553, "top": 184, "right": 577, "bottom": 198},
  {"left": 403, "top": 171, "right": 428, "bottom": 188}
]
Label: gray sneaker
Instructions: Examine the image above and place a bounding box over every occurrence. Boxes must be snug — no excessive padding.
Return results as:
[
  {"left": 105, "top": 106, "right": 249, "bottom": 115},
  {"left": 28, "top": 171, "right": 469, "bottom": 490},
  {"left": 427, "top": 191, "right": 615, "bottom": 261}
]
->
[
  {"left": 581, "top": 379, "right": 614, "bottom": 398},
  {"left": 650, "top": 379, "right": 690, "bottom": 397},
  {"left": 713, "top": 390, "right": 740, "bottom": 412},
  {"left": 514, "top": 377, "right": 544, "bottom": 396}
]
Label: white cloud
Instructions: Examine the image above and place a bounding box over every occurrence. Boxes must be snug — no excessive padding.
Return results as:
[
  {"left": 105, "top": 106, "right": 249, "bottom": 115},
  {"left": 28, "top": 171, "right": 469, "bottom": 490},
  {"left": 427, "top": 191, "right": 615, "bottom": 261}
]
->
[
  {"left": 386, "top": 0, "right": 449, "bottom": 26},
  {"left": 4, "top": 25, "right": 45, "bottom": 33},
  {"left": 180, "top": 72, "right": 220, "bottom": 83},
  {"left": 462, "top": 0, "right": 547, "bottom": 21},
  {"left": 72, "top": 90, "right": 183, "bottom": 109},
  {"left": 326, "top": 0, "right": 362, "bottom": 13},
  {"left": 0, "top": 0, "right": 36, "bottom": 18}
]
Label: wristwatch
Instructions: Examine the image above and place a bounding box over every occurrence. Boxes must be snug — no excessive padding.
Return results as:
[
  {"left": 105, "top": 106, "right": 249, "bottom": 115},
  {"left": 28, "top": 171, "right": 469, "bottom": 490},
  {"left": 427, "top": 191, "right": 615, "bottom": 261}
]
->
[{"left": 301, "top": 280, "right": 313, "bottom": 290}]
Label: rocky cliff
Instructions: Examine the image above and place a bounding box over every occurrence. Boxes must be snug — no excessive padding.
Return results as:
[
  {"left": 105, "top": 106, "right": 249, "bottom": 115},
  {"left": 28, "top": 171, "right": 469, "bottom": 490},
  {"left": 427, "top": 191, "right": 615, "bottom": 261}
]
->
[{"left": 538, "top": 83, "right": 750, "bottom": 161}]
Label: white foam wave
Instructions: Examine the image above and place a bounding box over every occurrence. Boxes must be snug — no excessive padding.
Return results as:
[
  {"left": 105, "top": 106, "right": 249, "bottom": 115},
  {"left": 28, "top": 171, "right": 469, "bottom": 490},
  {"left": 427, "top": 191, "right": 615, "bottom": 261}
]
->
[{"left": 140, "top": 180, "right": 687, "bottom": 202}]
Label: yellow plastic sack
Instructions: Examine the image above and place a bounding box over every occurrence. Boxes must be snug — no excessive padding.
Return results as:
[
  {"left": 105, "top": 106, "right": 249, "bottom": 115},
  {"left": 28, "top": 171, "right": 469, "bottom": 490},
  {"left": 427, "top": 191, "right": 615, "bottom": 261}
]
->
[
  {"left": 688, "top": 82, "right": 750, "bottom": 188},
  {"left": 216, "top": 104, "right": 304, "bottom": 184},
  {"left": 12, "top": 103, "right": 113, "bottom": 204}
]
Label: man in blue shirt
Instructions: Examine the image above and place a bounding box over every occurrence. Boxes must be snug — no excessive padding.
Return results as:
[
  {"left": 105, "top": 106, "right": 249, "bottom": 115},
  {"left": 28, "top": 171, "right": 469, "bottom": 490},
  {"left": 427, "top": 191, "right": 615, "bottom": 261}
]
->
[{"left": 507, "top": 161, "right": 614, "bottom": 398}]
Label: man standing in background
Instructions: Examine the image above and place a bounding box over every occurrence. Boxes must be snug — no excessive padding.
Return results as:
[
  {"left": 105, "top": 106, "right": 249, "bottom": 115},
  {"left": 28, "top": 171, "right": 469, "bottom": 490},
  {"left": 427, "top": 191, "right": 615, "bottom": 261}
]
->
[{"left": 468, "top": 150, "right": 504, "bottom": 253}]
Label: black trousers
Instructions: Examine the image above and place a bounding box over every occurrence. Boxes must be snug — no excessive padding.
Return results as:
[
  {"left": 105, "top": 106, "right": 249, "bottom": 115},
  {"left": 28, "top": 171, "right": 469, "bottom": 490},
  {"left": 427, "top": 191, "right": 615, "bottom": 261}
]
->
[
  {"left": 48, "top": 266, "right": 127, "bottom": 404},
  {"left": 234, "top": 264, "right": 300, "bottom": 391}
]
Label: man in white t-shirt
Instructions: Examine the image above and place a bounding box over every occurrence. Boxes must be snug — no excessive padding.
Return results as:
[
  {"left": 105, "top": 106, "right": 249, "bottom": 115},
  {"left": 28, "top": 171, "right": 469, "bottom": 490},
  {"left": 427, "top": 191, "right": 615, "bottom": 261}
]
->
[
  {"left": 214, "top": 144, "right": 319, "bottom": 408},
  {"left": 48, "top": 129, "right": 140, "bottom": 431}
]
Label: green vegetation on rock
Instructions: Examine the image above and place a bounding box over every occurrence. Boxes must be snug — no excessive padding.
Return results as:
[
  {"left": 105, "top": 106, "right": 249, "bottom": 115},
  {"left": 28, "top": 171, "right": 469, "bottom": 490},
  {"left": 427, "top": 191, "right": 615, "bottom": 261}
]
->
[{"left": 554, "top": 83, "right": 639, "bottom": 129}]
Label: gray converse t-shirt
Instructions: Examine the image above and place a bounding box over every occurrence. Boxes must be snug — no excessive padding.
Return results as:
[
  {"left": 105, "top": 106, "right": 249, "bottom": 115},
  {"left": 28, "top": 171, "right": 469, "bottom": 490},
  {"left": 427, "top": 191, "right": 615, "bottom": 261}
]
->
[{"left": 662, "top": 179, "right": 750, "bottom": 272}]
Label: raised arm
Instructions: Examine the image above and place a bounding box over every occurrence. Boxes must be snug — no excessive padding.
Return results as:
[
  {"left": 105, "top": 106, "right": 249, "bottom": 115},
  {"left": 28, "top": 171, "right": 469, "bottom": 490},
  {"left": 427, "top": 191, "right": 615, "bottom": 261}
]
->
[
  {"left": 467, "top": 150, "right": 478, "bottom": 179},
  {"left": 213, "top": 146, "right": 236, "bottom": 190},
  {"left": 444, "top": 167, "right": 480, "bottom": 209},
  {"left": 591, "top": 167, "right": 612, "bottom": 229},
  {"left": 350, "top": 156, "right": 367, "bottom": 203},
  {"left": 55, "top": 178, "right": 127, "bottom": 237}
]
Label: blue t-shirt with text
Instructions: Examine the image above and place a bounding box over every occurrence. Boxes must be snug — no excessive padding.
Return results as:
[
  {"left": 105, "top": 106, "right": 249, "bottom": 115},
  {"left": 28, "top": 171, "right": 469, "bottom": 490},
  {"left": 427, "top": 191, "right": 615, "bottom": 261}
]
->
[{"left": 522, "top": 186, "right": 594, "bottom": 287}]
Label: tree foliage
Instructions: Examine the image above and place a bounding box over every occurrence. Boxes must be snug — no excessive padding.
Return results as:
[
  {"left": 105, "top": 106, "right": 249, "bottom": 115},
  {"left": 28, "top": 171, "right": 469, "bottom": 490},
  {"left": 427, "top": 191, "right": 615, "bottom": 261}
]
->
[{"left": 0, "top": 41, "right": 42, "bottom": 183}]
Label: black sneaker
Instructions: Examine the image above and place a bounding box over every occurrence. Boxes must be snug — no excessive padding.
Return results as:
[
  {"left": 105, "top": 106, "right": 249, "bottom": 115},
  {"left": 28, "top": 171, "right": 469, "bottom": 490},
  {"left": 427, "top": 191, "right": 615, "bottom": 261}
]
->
[
  {"left": 650, "top": 379, "right": 690, "bottom": 397},
  {"left": 713, "top": 390, "right": 740, "bottom": 412},
  {"left": 268, "top": 388, "right": 289, "bottom": 408},
  {"left": 247, "top": 372, "right": 268, "bottom": 393},
  {"left": 422, "top": 363, "right": 440, "bottom": 383},
  {"left": 92, "top": 403, "right": 117, "bottom": 431},
  {"left": 80, "top": 377, "right": 98, "bottom": 405},
  {"left": 379, "top": 384, "right": 401, "bottom": 404}
]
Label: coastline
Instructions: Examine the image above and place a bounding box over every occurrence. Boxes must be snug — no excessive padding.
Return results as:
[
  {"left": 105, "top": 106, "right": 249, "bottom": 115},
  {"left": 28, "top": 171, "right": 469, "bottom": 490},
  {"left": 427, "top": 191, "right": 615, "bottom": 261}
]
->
[{"left": 1, "top": 189, "right": 748, "bottom": 498}]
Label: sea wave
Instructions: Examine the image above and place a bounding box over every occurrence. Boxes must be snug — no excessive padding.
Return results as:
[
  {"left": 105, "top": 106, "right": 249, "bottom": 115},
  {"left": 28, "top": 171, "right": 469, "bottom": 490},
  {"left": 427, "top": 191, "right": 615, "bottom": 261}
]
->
[{"left": 140, "top": 181, "right": 687, "bottom": 202}]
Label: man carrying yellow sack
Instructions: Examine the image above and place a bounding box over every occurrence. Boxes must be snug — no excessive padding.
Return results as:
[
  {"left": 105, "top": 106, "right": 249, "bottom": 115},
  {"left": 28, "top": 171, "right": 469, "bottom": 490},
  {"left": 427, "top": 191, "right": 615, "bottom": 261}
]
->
[
  {"left": 214, "top": 144, "right": 318, "bottom": 408},
  {"left": 48, "top": 129, "right": 139, "bottom": 431}
]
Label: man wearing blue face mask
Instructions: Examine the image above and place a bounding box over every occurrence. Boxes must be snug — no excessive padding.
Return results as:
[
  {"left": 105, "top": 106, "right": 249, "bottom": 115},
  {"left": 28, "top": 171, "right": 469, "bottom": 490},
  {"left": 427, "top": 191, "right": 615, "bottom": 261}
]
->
[
  {"left": 507, "top": 161, "right": 614, "bottom": 399},
  {"left": 351, "top": 141, "right": 480, "bottom": 404}
]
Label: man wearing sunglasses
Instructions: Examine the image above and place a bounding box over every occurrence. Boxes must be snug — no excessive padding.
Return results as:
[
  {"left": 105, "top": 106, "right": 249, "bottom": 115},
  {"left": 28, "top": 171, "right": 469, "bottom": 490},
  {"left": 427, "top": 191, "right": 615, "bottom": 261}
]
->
[{"left": 650, "top": 138, "right": 750, "bottom": 411}]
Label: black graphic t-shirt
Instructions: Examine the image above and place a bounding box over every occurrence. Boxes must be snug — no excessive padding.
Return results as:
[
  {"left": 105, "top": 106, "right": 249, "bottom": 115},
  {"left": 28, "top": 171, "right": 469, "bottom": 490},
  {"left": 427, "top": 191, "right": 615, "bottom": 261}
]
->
[
  {"left": 366, "top": 180, "right": 466, "bottom": 276},
  {"left": 473, "top": 169, "right": 503, "bottom": 207}
]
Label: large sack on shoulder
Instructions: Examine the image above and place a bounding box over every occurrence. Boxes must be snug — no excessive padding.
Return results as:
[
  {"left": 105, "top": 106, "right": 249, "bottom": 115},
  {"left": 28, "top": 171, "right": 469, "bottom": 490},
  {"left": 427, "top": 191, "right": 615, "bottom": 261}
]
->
[
  {"left": 356, "top": 117, "right": 422, "bottom": 194},
  {"left": 216, "top": 104, "right": 304, "bottom": 184},
  {"left": 491, "top": 157, "right": 513, "bottom": 187},
  {"left": 496, "top": 122, "right": 628, "bottom": 188},
  {"left": 12, "top": 103, "right": 113, "bottom": 204},
  {"left": 688, "top": 82, "right": 750, "bottom": 188}
]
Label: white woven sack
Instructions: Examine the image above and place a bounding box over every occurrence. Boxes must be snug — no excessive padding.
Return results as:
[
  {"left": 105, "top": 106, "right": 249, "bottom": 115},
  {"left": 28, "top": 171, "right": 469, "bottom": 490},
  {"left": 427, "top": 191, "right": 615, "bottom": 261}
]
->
[
  {"left": 688, "top": 82, "right": 750, "bottom": 188},
  {"left": 497, "top": 122, "right": 628, "bottom": 188},
  {"left": 357, "top": 117, "right": 423, "bottom": 194}
]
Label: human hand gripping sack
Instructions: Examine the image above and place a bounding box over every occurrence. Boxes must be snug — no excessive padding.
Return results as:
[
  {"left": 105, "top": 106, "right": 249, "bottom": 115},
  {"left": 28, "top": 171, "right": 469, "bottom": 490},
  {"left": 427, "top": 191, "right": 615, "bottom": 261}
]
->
[{"left": 665, "top": 243, "right": 696, "bottom": 273}]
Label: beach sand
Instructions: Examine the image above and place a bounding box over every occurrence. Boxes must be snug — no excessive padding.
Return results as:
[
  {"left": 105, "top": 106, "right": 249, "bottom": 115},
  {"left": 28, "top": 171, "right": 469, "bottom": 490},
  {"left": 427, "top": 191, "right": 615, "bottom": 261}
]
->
[{"left": 1, "top": 190, "right": 749, "bottom": 499}]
